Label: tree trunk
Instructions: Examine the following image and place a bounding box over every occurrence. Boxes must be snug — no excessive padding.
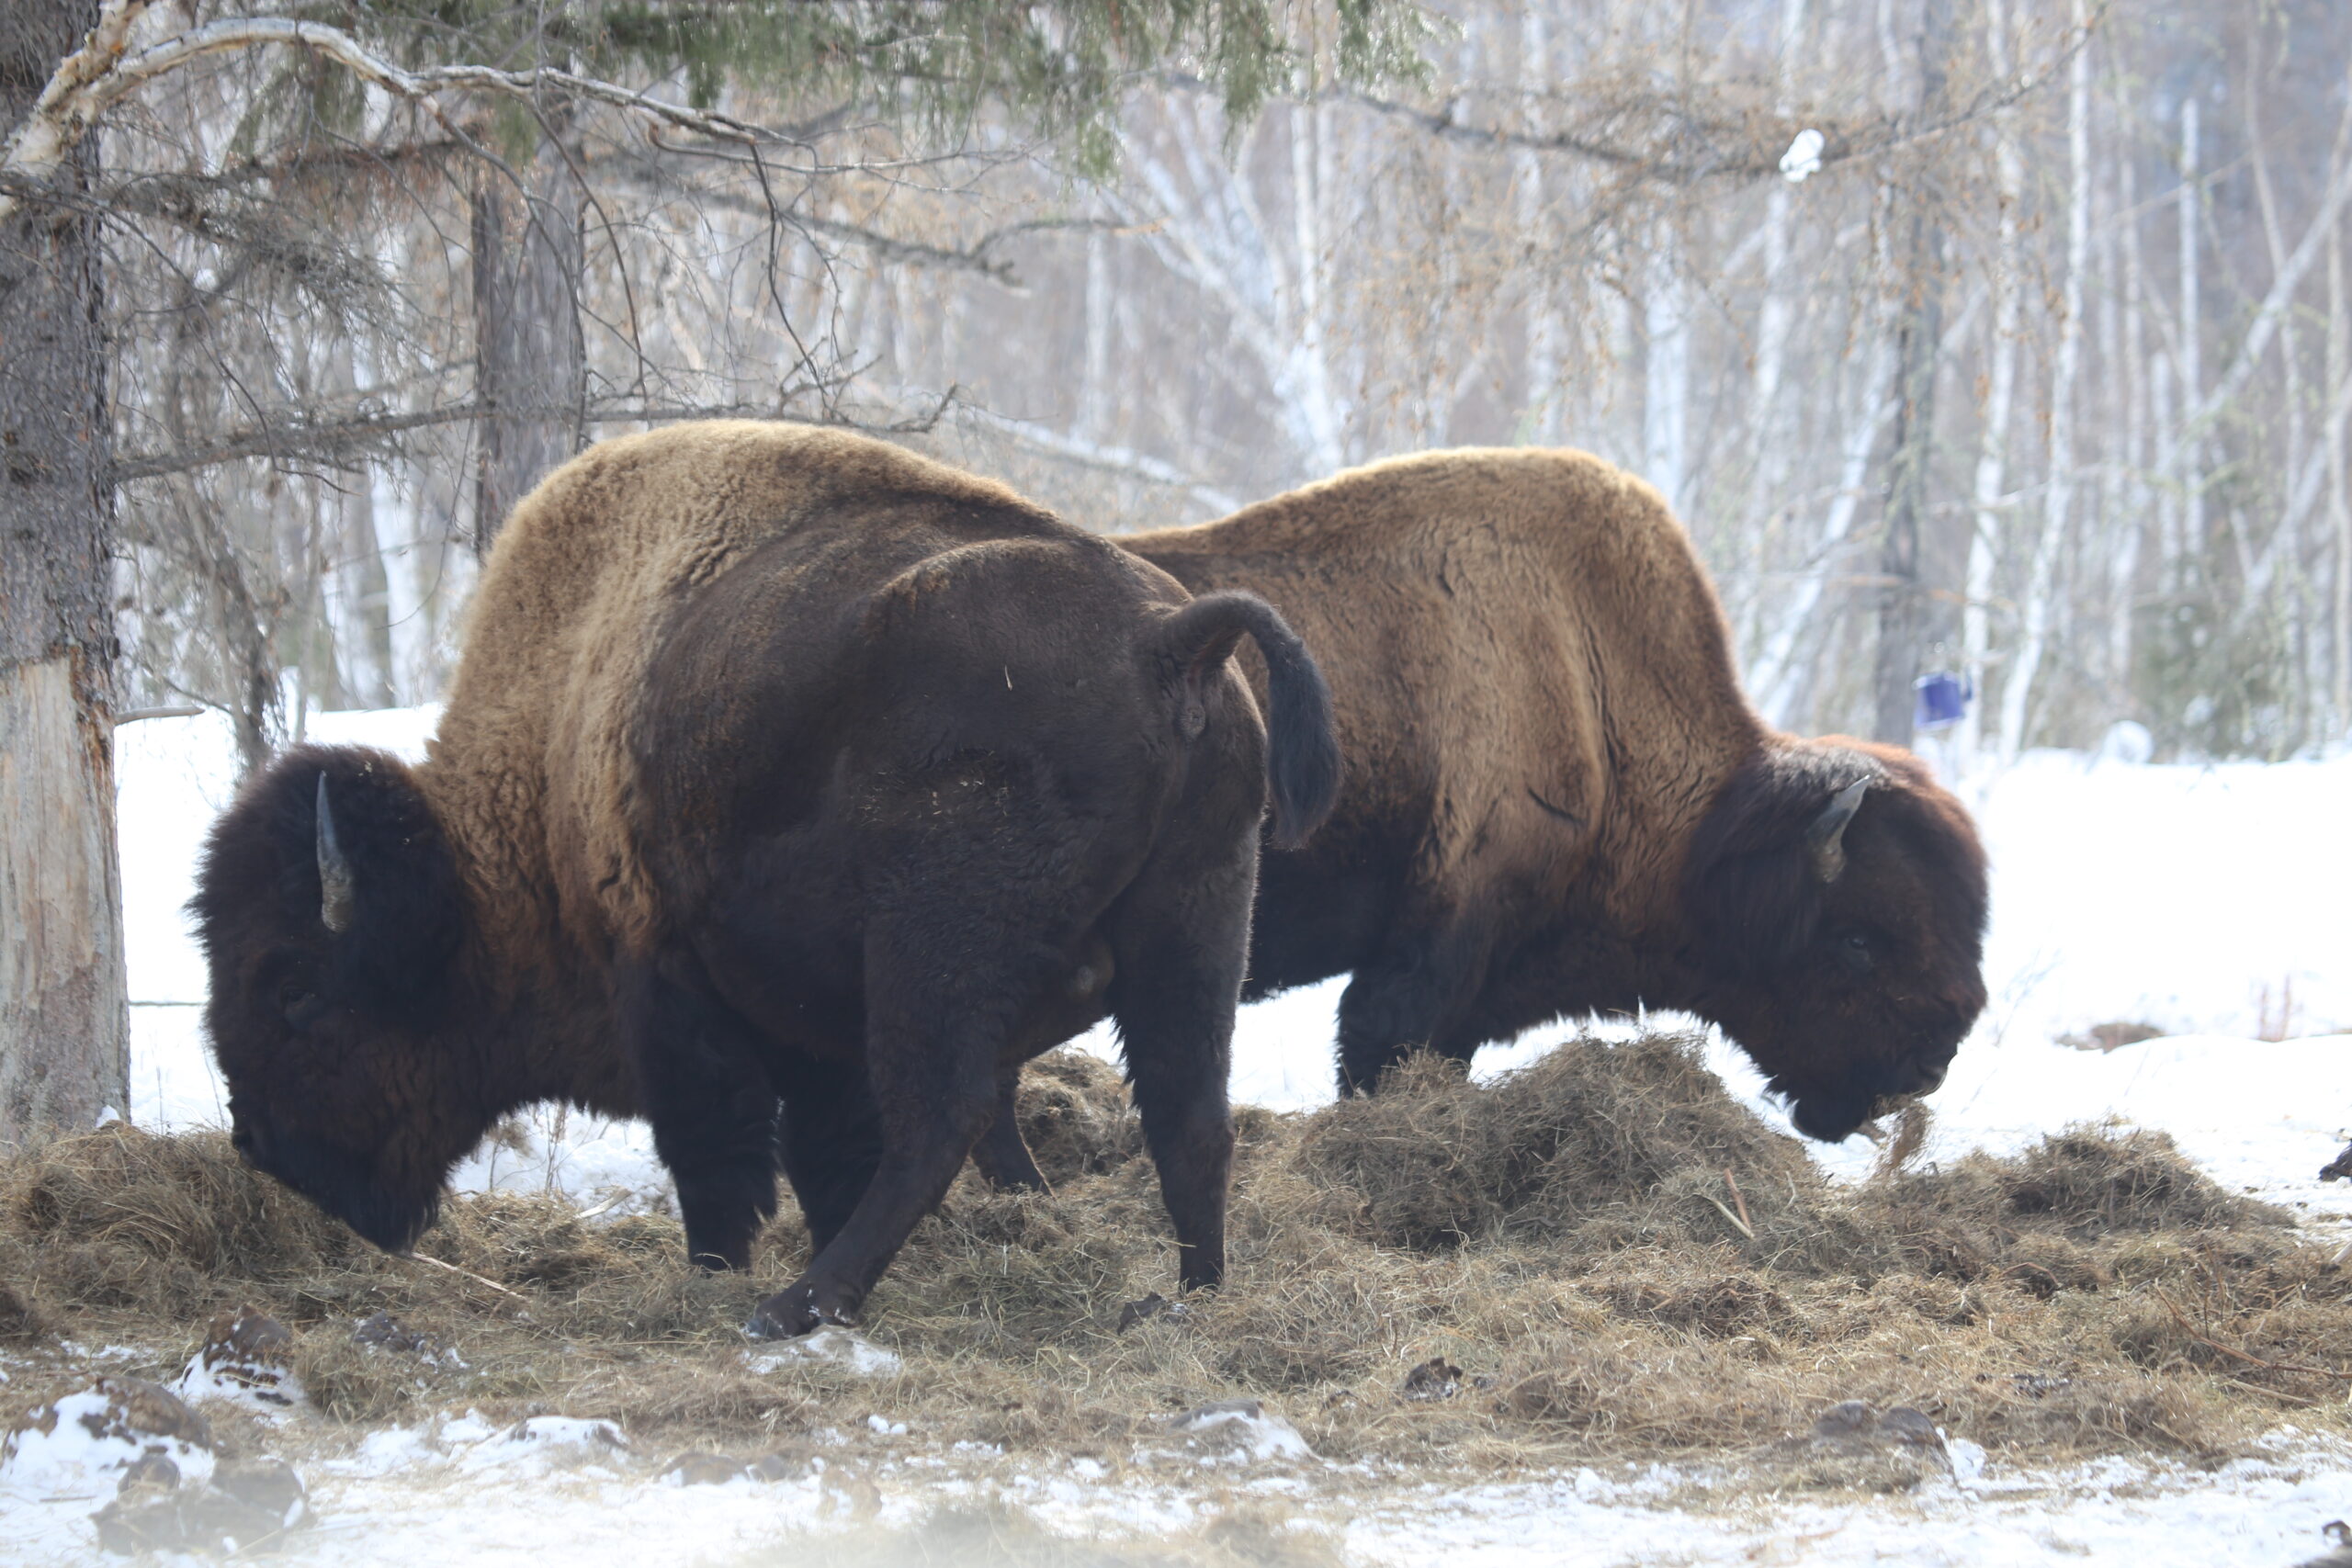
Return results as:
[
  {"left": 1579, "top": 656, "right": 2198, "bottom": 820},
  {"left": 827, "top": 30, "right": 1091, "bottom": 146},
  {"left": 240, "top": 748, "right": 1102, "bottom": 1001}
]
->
[
  {"left": 1997, "top": 0, "right": 2093, "bottom": 765},
  {"left": 470, "top": 138, "right": 585, "bottom": 555},
  {"left": 1956, "top": 0, "right": 2024, "bottom": 773},
  {"left": 1514, "top": 6, "right": 1561, "bottom": 446},
  {"left": 0, "top": 0, "right": 128, "bottom": 1140},
  {"left": 2173, "top": 94, "right": 2202, "bottom": 582},
  {"left": 2330, "top": 221, "right": 2350, "bottom": 736},
  {"left": 1643, "top": 216, "right": 1690, "bottom": 515},
  {"left": 1871, "top": 0, "right": 1953, "bottom": 749}
]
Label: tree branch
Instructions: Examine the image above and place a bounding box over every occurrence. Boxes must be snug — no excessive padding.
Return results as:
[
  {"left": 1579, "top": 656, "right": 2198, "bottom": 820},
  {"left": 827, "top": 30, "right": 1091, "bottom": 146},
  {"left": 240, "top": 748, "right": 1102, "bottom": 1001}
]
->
[
  {"left": 107, "top": 392, "right": 967, "bottom": 484},
  {"left": 0, "top": 0, "right": 845, "bottom": 226},
  {"left": 1326, "top": 3, "right": 2106, "bottom": 187}
]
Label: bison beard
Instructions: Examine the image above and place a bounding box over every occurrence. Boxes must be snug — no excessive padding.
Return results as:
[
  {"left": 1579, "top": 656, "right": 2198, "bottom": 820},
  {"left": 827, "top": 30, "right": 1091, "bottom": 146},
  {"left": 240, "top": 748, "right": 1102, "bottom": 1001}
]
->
[
  {"left": 192, "top": 423, "right": 1337, "bottom": 1337},
  {"left": 1109, "top": 447, "right": 1988, "bottom": 1145}
]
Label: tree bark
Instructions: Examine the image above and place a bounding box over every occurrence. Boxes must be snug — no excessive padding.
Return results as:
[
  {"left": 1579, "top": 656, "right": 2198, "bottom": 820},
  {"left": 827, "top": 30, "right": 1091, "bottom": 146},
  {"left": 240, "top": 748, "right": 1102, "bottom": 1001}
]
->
[
  {"left": 2172, "top": 94, "right": 2201, "bottom": 581},
  {"left": 1997, "top": 0, "right": 2093, "bottom": 766},
  {"left": 1956, "top": 0, "right": 2023, "bottom": 772},
  {"left": 0, "top": 0, "right": 128, "bottom": 1140},
  {"left": 2329, "top": 221, "right": 2350, "bottom": 737},
  {"left": 470, "top": 137, "right": 585, "bottom": 554},
  {"left": 1871, "top": 0, "right": 1953, "bottom": 749}
]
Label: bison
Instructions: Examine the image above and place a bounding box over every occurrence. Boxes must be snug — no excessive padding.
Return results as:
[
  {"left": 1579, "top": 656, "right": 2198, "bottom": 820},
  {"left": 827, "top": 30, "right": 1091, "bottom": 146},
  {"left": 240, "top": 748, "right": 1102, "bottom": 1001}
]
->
[
  {"left": 193, "top": 422, "right": 1338, "bottom": 1336},
  {"left": 1118, "top": 447, "right": 1987, "bottom": 1142}
]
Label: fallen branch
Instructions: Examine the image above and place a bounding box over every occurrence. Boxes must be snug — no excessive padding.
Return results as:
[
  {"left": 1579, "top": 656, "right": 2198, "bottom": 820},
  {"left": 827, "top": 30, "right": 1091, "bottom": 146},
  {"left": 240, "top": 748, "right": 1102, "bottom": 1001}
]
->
[
  {"left": 1723, "top": 1168, "right": 1754, "bottom": 1234},
  {"left": 1702, "top": 1192, "right": 1756, "bottom": 1242},
  {"left": 400, "top": 1250, "right": 531, "bottom": 1314},
  {"left": 2154, "top": 1287, "right": 2352, "bottom": 1382}
]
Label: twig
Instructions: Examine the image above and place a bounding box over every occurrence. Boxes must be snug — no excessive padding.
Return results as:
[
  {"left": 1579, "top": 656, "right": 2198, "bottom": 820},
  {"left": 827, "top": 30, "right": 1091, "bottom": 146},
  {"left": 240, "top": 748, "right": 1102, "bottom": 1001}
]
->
[
  {"left": 1722, "top": 1168, "right": 1754, "bottom": 1234},
  {"left": 2221, "top": 1376, "right": 2318, "bottom": 1406},
  {"left": 2154, "top": 1287, "right": 2352, "bottom": 1382},
  {"left": 1702, "top": 1193, "right": 1756, "bottom": 1241},
  {"left": 400, "top": 1251, "right": 531, "bottom": 1311}
]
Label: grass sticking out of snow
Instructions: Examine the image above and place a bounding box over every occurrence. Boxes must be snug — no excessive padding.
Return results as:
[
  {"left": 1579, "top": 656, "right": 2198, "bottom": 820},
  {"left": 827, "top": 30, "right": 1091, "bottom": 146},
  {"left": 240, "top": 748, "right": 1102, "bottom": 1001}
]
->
[{"left": 2, "top": 1031, "right": 2347, "bottom": 1493}]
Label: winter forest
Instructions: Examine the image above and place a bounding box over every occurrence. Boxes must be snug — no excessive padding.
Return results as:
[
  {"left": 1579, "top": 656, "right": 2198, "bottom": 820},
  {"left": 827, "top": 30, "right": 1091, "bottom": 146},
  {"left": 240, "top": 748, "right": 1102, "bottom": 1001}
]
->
[
  {"left": 14, "top": 7, "right": 2352, "bottom": 1562},
  {"left": 43, "top": 0, "right": 2352, "bottom": 778}
]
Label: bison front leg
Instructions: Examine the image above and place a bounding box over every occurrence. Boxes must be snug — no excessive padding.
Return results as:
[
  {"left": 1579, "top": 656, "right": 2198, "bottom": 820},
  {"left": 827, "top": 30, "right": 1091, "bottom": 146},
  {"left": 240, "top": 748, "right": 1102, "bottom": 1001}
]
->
[
  {"left": 771, "top": 1051, "right": 884, "bottom": 1256},
  {"left": 745, "top": 928, "right": 1017, "bottom": 1339},
  {"left": 1335, "top": 906, "right": 1498, "bottom": 1095},
  {"left": 625, "top": 961, "right": 781, "bottom": 1272}
]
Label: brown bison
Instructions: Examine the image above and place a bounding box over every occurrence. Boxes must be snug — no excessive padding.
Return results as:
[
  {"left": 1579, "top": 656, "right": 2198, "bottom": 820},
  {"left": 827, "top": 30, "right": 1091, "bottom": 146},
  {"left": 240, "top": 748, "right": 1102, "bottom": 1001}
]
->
[
  {"left": 193, "top": 422, "right": 1337, "bottom": 1336},
  {"left": 1120, "top": 447, "right": 1987, "bottom": 1142}
]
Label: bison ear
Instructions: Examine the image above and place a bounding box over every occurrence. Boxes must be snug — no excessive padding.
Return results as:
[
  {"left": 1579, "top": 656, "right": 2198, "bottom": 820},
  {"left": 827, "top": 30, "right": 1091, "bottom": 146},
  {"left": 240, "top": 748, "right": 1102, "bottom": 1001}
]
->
[
  {"left": 1805, "top": 778, "right": 1869, "bottom": 883},
  {"left": 315, "top": 773, "right": 357, "bottom": 933},
  {"left": 1683, "top": 754, "right": 1870, "bottom": 976},
  {"left": 281, "top": 747, "right": 464, "bottom": 1019}
]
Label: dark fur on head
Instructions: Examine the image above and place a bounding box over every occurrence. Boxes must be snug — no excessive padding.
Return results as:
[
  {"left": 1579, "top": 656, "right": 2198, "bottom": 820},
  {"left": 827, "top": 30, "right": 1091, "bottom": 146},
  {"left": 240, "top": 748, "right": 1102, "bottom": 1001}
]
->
[
  {"left": 1683, "top": 738, "right": 1989, "bottom": 1140},
  {"left": 190, "top": 745, "right": 478, "bottom": 1252}
]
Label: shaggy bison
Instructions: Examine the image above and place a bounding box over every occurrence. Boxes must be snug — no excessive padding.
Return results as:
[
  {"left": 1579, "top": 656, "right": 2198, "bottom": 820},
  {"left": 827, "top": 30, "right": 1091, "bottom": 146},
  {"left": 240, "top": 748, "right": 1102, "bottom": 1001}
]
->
[
  {"left": 1121, "top": 448, "right": 1988, "bottom": 1142},
  {"left": 194, "top": 423, "right": 1337, "bottom": 1336}
]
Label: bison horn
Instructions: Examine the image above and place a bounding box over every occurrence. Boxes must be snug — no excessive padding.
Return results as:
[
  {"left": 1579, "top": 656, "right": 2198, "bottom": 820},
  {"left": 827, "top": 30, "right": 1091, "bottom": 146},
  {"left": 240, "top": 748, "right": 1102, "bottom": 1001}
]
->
[
  {"left": 1805, "top": 777, "right": 1870, "bottom": 884},
  {"left": 315, "top": 773, "right": 356, "bottom": 934}
]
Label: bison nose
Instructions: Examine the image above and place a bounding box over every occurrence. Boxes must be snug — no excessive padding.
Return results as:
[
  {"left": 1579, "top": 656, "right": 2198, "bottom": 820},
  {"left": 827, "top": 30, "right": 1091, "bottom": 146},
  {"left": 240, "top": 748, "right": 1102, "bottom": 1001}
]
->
[
  {"left": 230, "top": 1114, "right": 273, "bottom": 1170},
  {"left": 1884, "top": 1055, "right": 1951, "bottom": 1097}
]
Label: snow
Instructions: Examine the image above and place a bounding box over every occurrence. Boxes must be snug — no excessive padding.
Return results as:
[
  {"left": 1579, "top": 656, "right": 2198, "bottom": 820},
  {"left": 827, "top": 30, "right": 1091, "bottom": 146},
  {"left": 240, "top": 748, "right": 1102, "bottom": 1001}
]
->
[
  {"left": 455, "top": 1416, "right": 631, "bottom": 1479},
  {"left": 1341, "top": 1439, "right": 2352, "bottom": 1567},
  {"left": 1163, "top": 1401, "right": 1318, "bottom": 1464},
  {"left": 174, "top": 1347, "right": 305, "bottom": 1418},
  {"left": 0, "top": 1385, "right": 217, "bottom": 1499},
  {"left": 1780, "top": 128, "right": 1826, "bottom": 183},
  {"left": 87, "top": 711, "right": 2352, "bottom": 1565},
  {"left": 748, "top": 1328, "right": 905, "bottom": 1379}
]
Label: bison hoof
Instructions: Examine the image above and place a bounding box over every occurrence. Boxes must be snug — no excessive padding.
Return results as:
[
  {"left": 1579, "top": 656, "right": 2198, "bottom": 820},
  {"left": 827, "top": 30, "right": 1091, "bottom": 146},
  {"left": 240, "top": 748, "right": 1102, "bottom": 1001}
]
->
[{"left": 744, "top": 1286, "right": 855, "bottom": 1341}]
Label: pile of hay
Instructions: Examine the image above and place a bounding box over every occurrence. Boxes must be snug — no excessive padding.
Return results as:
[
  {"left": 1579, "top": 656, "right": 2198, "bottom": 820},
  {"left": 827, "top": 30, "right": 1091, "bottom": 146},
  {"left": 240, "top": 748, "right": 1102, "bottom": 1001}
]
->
[{"left": 3, "top": 1031, "right": 2346, "bottom": 1479}]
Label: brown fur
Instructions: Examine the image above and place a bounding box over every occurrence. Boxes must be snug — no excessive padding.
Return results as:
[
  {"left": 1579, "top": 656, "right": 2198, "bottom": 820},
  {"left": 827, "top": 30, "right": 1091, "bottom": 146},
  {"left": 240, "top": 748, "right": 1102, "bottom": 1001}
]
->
[
  {"left": 1123, "top": 447, "right": 1988, "bottom": 1140},
  {"left": 432, "top": 424, "right": 1038, "bottom": 979},
  {"left": 194, "top": 423, "right": 1340, "bottom": 1332}
]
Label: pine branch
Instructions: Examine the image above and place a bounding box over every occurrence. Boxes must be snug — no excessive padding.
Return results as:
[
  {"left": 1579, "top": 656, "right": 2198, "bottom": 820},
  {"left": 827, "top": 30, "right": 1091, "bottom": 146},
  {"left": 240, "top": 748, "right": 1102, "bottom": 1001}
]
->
[{"left": 0, "top": 1, "right": 845, "bottom": 227}]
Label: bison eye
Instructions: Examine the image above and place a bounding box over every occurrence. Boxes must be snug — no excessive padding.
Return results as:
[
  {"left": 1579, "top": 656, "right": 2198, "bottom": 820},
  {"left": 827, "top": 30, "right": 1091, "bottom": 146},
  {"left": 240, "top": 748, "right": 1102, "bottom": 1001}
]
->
[
  {"left": 1834, "top": 931, "right": 1874, "bottom": 974},
  {"left": 277, "top": 980, "right": 322, "bottom": 1024}
]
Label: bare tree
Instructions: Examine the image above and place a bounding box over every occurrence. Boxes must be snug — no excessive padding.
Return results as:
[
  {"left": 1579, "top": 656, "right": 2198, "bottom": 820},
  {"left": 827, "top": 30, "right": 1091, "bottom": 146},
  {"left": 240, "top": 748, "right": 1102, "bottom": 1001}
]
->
[
  {"left": 0, "top": 0, "right": 1420, "bottom": 1138},
  {"left": 0, "top": 0, "right": 127, "bottom": 1141}
]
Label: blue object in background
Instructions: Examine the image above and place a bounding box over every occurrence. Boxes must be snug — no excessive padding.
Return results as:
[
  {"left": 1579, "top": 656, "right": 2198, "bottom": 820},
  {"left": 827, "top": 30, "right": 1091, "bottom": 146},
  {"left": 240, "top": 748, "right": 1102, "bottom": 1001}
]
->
[{"left": 1914, "top": 671, "right": 1971, "bottom": 732}]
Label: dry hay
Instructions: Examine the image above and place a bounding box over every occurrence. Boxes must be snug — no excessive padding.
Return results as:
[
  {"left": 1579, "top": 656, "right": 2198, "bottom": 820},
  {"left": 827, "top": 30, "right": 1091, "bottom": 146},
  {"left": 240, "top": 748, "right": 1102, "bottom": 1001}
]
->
[{"left": 2, "top": 1029, "right": 2347, "bottom": 1490}]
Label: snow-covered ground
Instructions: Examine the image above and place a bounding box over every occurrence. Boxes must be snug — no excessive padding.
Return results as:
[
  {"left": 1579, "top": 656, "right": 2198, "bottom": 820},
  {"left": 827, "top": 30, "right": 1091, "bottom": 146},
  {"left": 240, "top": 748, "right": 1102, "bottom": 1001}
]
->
[{"left": 50, "top": 708, "right": 2352, "bottom": 1564}]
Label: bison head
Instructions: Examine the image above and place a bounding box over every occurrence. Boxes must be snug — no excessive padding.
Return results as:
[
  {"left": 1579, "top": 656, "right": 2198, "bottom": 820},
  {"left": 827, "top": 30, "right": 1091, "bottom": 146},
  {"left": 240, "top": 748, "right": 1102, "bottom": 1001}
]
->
[
  {"left": 190, "top": 745, "right": 481, "bottom": 1253},
  {"left": 1681, "top": 739, "right": 1988, "bottom": 1142}
]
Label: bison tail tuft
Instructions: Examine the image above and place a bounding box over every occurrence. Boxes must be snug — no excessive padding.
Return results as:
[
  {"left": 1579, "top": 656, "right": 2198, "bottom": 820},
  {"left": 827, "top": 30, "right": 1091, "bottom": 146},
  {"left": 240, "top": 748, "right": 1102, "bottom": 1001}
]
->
[{"left": 1155, "top": 591, "right": 1340, "bottom": 850}]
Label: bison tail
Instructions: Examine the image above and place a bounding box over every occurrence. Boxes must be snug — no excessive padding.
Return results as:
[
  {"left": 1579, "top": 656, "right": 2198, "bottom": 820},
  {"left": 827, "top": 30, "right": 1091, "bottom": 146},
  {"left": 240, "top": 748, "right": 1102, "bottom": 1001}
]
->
[{"left": 1155, "top": 591, "right": 1340, "bottom": 850}]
